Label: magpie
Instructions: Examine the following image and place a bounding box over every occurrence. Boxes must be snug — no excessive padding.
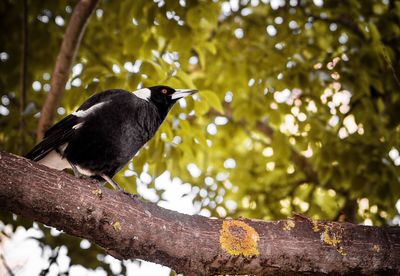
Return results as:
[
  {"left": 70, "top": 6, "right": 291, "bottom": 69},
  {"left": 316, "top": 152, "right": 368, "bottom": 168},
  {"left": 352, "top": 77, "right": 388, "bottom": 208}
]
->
[{"left": 26, "top": 86, "right": 197, "bottom": 191}]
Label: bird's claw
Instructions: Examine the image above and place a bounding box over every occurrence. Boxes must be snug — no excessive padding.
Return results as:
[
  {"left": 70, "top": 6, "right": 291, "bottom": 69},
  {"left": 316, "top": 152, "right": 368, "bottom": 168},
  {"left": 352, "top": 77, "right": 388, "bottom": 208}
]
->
[{"left": 122, "top": 191, "right": 141, "bottom": 200}]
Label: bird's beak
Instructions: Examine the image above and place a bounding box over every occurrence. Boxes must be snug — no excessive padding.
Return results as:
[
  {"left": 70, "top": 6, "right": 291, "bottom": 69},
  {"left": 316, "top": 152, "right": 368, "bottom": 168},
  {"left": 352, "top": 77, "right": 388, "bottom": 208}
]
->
[{"left": 171, "top": 89, "right": 198, "bottom": 100}]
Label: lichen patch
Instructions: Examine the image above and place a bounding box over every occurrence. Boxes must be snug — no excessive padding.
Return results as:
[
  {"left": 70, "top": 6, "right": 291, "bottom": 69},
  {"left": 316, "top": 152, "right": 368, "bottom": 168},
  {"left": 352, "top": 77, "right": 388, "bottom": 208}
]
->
[
  {"left": 321, "top": 225, "right": 340, "bottom": 247},
  {"left": 283, "top": 220, "right": 295, "bottom": 231},
  {"left": 112, "top": 221, "right": 122, "bottom": 231},
  {"left": 320, "top": 224, "right": 345, "bottom": 255},
  {"left": 337, "top": 246, "right": 346, "bottom": 256},
  {"left": 311, "top": 220, "right": 320, "bottom": 232},
  {"left": 373, "top": 244, "right": 381, "bottom": 252},
  {"left": 219, "top": 220, "right": 260, "bottom": 257},
  {"left": 92, "top": 188, "right": 103, "bottom": 199}
]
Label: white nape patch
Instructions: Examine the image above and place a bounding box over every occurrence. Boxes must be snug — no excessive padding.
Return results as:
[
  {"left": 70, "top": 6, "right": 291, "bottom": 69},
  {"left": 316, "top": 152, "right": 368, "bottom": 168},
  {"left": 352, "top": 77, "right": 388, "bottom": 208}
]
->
[
  {"left": 73, "top": 122, "right": 84, "bottom": 130},
  {"left": 38, "top": 150, "right": 70, "bottom": 171},
  {"left": 72, "top": 101, "right": 109, "bottom": 118},
  {"left": 133, "top": 88, "right": 151, "bottom": 101}
]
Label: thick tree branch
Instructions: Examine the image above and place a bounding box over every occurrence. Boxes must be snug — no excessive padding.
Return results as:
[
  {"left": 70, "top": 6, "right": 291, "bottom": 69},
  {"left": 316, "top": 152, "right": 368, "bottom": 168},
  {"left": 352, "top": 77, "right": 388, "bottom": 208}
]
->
[
  {"left": 0, "top": 151, "right": 399, "bottom": 275},
  {"left": 36, "top": 0, "right": 99, "bottom": 141}
]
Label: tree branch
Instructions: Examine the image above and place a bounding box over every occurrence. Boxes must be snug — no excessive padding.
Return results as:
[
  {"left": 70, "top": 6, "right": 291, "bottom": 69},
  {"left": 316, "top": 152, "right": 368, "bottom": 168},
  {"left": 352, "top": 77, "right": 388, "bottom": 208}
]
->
[
  {"left": 36, "top": 0, "right": 99, "bottom": 141},
  {"left": 0, "top": 151, "right": 399, "bottom": 275},
  {"left": 19, "top": 0, "right": 28, "bottom": 123}
]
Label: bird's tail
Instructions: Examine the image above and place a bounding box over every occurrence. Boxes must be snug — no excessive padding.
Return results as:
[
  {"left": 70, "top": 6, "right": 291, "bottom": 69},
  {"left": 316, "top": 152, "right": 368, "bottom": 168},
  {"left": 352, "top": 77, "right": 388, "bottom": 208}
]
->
[
  {"left": 25, "top": 139, "right": 57, "bottom": 161},
  {"left": 25, "top": 114, "right": 78, "bottom": 161}
]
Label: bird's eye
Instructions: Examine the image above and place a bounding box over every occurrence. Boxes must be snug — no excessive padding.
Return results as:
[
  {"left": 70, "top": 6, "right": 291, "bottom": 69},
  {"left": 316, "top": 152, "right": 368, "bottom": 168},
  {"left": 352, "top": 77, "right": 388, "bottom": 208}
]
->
[{"left": 161, "top": 89, "right": 168, "bottom": 94}]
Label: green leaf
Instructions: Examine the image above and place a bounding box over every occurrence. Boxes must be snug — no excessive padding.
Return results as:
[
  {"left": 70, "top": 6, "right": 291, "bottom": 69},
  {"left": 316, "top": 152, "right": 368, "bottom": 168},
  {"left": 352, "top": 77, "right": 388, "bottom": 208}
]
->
[
  {"left": 200, "top": 90, "right": 224, "bottom": 114},
  {"left": 175, "top": 70, "right": 196, "bottom": 88},
  {"left": 194, "top": 46, "right": 206, "bottom": 69},
  {"left": 369, "top": 22, "right": 381, "bottom": 42},
  {"left": 194, "top": 97, "right": 210, "bottom": 115}
]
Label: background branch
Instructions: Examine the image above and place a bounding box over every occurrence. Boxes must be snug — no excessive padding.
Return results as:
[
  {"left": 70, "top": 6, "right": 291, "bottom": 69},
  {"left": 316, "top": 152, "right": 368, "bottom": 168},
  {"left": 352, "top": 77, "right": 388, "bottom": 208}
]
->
[
  {"left": 0, "top": 151, "right": 398, "bottom": 275},
  {"left": 17, "top": 0, "right": 29, "bottom": 155},
  {"left": 19, "top": 0, "right": 28, "bottom": 123},
  {"left": 36, "top": 0, "right": 99, "bottom": 141}
]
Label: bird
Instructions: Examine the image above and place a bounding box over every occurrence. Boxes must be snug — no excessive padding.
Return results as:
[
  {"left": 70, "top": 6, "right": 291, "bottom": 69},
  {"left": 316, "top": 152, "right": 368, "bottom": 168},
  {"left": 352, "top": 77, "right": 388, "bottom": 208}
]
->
[{"left": 26, "top": 85, "right": 198, "bottom": 191}]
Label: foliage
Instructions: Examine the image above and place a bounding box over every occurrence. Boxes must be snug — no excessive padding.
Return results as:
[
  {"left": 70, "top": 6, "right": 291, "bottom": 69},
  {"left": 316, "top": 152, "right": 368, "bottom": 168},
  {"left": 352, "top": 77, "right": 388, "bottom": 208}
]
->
[{"left": 1, "top": 0, "right": 399, "bottom": 273}]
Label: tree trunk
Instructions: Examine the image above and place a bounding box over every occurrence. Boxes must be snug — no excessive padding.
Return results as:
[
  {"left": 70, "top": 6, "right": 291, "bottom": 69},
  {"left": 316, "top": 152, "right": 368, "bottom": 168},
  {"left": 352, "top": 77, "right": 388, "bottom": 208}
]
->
[
  {"left": 0, "top": 151, "right": 399, "bottom": 275},
  {"left": 36, "top": 0, "right": 99, "bottom": 141}
]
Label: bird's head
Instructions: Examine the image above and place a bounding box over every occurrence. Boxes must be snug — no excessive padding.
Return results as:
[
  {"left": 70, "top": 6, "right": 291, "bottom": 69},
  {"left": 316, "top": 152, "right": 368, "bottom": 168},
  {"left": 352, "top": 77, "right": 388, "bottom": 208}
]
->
[{"left": 133, "top": 85, "right": 198, "bottom": 112}]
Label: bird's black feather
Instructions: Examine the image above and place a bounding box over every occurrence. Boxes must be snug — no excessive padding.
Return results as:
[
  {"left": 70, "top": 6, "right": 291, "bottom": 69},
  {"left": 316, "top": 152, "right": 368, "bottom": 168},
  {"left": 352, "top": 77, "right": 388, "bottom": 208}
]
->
[
  {"left": 63, "top": 89, "right": 163, "bottom": 176},
  {"left": 25, "top": 90, "right": 126, "bottom": 162},
  {"left": 25, "top": 86, "right": 197, "bottom": 191},
  {"left": 25, "top": 114, "right": 78, "bottom": 161}
]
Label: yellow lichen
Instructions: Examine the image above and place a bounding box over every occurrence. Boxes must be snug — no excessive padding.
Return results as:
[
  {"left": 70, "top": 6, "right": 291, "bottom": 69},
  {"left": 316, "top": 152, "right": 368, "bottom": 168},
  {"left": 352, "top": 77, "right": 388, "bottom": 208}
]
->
[
  {"left": 373, "top": 244, "right": 381, "bottom": 252},
  {"left": 322, "top": 225, "right": 340, "bottom": 247},
  {"left": 92, "top": 188, "right": 103, "bottom": 199},
  {"left": 112, "top": 221, "right": 122, "bottom": 231},
  {"left": 337, "top": 246, "right": 346, "bottom": 256},
  {"left": 219, "top": 220, "right": 260, "bottom": 257},
  {"left": 311, "top": 220, "right": 320, "bottom": 232},
  {"left": 283, "top": 219, "right": 295, "bottom": 231},
  {"left": 321, "top": 224, "right": 346, "bottom": 255}
]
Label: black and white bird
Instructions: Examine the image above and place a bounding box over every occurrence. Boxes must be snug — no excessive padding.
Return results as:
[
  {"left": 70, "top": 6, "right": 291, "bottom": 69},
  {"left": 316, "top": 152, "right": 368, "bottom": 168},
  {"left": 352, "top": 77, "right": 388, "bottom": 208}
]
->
[{"left": 26, "top": 86, "right": 197, "bottom": 191}]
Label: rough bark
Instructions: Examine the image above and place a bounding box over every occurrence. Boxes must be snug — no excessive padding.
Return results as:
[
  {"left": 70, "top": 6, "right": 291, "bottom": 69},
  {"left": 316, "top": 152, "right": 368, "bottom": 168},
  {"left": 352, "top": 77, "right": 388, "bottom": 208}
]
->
[
  {"left": 36, "top": 0, "right": 99, "bottom": 141},
  {"left": 0, "top": 151, "right": 399, "bottom": 275}
]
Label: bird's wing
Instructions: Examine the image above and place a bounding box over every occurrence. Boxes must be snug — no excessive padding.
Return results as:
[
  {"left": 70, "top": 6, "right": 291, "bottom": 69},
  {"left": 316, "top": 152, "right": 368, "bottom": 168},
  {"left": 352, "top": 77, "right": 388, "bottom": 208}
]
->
[
  {"left": 25, "top": 89, "right": 125, "bottom": 162},
  {"left": 25, "top": 114, "right": 80, "bottom": 161}
]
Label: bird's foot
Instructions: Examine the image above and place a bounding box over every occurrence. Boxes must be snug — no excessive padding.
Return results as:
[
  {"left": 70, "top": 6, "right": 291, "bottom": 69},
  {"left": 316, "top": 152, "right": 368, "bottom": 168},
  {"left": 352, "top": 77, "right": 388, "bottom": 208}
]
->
[
  {"left": 100, "top": 174, "right": 125, "bottom": 192},
  {"left": 122, "top": 191, "right": 141, "bottom": 200},
  {"left": 68, "top": 161, "right": 82, "bottom": 178},
  {"left": 79, "top": 174, "right": 92, "bottom": 180}
]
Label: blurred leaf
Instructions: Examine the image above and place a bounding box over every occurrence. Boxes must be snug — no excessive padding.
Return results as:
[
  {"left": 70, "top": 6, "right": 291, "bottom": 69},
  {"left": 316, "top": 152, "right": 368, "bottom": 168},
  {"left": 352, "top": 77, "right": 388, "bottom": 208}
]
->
[{"left": 200, "top": 90, "right": 223, "bottom": 114}]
